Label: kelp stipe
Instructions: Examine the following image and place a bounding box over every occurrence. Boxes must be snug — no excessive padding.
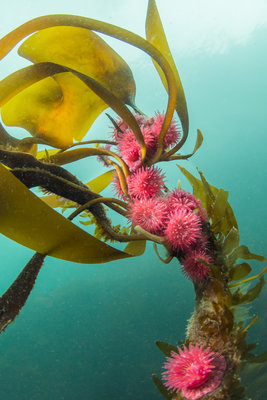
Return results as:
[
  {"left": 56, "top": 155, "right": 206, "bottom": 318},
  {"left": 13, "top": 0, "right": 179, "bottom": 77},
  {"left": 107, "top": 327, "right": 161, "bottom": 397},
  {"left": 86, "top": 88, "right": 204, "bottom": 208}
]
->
[{"left": 0, "top": 0, "right": 265, "bottom": 399}]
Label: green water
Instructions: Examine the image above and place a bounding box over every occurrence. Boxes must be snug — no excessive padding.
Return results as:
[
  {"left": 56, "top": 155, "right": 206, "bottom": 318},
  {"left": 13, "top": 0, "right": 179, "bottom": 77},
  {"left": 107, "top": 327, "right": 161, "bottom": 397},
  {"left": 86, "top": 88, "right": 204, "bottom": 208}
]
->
[{"left": 0, "top": 1, "right": 266, "bottom": 399}]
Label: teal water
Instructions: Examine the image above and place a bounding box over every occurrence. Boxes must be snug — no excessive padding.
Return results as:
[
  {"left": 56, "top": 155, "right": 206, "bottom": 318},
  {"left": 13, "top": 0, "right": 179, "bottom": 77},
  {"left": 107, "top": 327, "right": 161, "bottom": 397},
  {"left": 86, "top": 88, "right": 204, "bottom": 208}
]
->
[{"left": 0, "top": 1, "right": 266, "bottom": 399}]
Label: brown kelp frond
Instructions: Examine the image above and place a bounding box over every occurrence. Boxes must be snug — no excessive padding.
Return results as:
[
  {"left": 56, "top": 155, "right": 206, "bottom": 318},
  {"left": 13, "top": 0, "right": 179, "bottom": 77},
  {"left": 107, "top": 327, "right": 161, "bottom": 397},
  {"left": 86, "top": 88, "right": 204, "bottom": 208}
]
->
[
  {"left": 231, "top": 277, "right": 265, "bottom": 306},
  {"left": 39, "top": 139, "right": 118, "bottom": 152},
  {"left": 164, "top": 129, "right": 204, "bottom": 161},
  {"left": 0, "top": 252, "right": 46, "bottom": 333},
  {"left": 146, "top": 0, "right": 188, "bottom": 155},
  {"left": 0, "top": 148, "right": 92, "bottom": 189},
  {"left": 105, "top": 113, "right": 125, "bottom": 134},
  {"left": 0, "top": 121, "right": 21, "bottom": 148},
  {"left": 242, "top": 314, "right": 259, "bottom": 333},
  {"left": 178, "top": 165, "right": 238, "bottom": 235},
  {"left": 230, "top": 266, "right": 267, "bottom": 288},
  {"left": 152, "top": 374, "right": 174, "bottom": 400}
]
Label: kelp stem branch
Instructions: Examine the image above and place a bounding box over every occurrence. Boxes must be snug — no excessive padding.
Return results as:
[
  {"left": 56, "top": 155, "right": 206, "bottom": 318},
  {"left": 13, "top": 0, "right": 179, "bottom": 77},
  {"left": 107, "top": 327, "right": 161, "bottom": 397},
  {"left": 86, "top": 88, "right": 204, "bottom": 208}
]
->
[{"left": 68, "top": 197, "right": 128, "bottom": 221}]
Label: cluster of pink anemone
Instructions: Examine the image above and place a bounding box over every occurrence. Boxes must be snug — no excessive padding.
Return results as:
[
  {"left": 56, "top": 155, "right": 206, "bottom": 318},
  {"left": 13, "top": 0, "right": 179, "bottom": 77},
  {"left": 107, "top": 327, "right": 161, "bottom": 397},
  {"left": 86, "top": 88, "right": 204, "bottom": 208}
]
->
[
  {"left": 114, "top": 112, "right": 180, "bottom": 171},
  {"left": 162, "top": 344, "right": 226, "bottom": 399},
  {"left": 109, "top": 114, "right": 225, "bottom": 397},
  {"left": 110, "top": 113, "right": 213, "bottom": 282}
]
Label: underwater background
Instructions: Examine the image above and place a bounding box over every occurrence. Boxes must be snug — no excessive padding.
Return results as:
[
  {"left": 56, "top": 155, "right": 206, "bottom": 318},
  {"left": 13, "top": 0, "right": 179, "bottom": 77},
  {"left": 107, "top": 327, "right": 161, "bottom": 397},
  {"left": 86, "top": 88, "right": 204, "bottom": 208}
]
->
[{"left": 0, "top": 0, "right": 266, "bottom": 399}]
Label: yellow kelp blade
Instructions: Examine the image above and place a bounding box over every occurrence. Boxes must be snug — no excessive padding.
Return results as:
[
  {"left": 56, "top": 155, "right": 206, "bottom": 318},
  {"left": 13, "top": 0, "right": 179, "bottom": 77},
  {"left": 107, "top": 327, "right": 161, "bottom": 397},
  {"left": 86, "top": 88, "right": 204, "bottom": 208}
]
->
[
  {"left": 0, "top": 164, "right": 133, "bottom": 263},
  {"left": 146, "top": 0, "right": 189, "bottom": 140},
  {"left": 0, "top": 62, "right": 143, "bottom": 150},
  {"left": 41, "top": 170, "right": 115, "bottom": 208},
  {"left": 1, "top": 74, "right": 108, "bottom": 148},
  {"left": 18, "top": 26, "right": 135, "bottom": 103},
  {"left": 1, "top": 26, "right": 136, "bottom": 148},
  {"left": 124, "top": 240, "right": 146, "bottom": 257},
  {"left": 87, "top": 169, "right": 115, "bottom": 193}
]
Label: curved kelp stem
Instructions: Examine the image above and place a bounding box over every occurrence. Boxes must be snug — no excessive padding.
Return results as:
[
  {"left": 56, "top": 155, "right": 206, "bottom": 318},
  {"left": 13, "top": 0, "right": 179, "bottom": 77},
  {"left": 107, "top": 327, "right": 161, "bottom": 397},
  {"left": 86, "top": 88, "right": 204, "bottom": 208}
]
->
[
  {"left": 0, "top": 252, "right": 46, "bottom": 333},
  {"left": 68, "top": 197, "right": 128, "bottom": 220}
]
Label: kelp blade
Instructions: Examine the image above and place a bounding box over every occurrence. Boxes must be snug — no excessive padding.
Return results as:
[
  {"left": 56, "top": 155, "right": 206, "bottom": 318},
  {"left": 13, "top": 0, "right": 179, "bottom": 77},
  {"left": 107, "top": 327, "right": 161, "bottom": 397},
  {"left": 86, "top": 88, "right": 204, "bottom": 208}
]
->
[
  {"left": 1, "top": 26, "right": 136, "bottom": 148},
  {"left": 146, "top": 0, "right": 188, "bottom": 137},
  {"left": 0, "top": 62, "right": 141, "bottom": 150},
  {"left": 87, "top": 170, "right": 115, "bottom": 193},
  {"left": 156, "top": 341, "right": 178, "bottom": 357},
  {"left": 1, "top": 74, "right": 107, "bottom": 148},
  {"left": 231, "top": 277, "right": 265, "bottom": 305},
  {"left": 0, "top": 164, "right": 133, "bottom": 263},
  {"left": 223, "top": 227, "right": 240, "bottom": 256},
  {"left": 123, "top": 240, "right": 146, "bottom": 257},
  {"left": 178, "top": 165, "right": 238, "bottom": 233},
  {"left": 229, "top": 263, "right": 252, "bottom": 281},
  {"left": 152, "top": 375, "right": 173, "bottom": 400},
  {"left": 18, "top": 26, "right": 135, "bottom": 103}
]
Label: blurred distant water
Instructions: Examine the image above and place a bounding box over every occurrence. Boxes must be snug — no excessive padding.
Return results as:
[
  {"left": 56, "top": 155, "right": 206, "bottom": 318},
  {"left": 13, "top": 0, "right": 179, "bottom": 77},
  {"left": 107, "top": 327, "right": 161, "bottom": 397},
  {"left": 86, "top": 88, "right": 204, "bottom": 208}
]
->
[{"left": 0, "top": 2, "right": 266, "bottom": 399}]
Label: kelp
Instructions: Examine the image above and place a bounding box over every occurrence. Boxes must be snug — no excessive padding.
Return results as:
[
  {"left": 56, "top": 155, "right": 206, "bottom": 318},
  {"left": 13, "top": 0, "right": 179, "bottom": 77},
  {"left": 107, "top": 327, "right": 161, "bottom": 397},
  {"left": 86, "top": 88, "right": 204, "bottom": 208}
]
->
[
  {"left": 145, "top": 0, "right": 188, "bottom": 160},
  {"left": 231, "top": 277, "right": 265, "bottom": 306},
  {"left": 0, "top": 62, "right": 145, "bottom": 152},
  {"left": 0, "top": 13, "right": 179, "bottom": 160},
  {"left": 178, "top": 165, "right": 238, "bottom": 234},
  {"left": 168, "top": 129, "right": 204, "bottom": 161},
  {"left": 152, "top": 375, "right": 173, "bottom": 400},
  {"left": 0, "top": 252, "right": 45, "bottom": 333},
  {"left": 229, "top": 263, "right": 252, "bottom": 281},
  {"left": 0, "top": 163, "right": 135, "bottom": 263},
  {"left": 222, "top": 227, "right": 240, "bottom": 256},
  {"left": 40, "top": 170, "right": 115, "bottom": 208},
  {"left": 156, "top": 341, "right": 179, "bottom": 357}
]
